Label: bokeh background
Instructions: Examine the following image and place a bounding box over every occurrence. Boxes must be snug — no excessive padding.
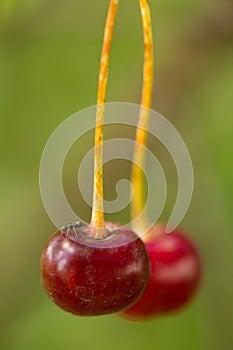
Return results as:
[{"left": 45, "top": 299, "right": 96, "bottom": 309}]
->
[{"left": 1, "top": 0, "right": 233, "bottom": 349}]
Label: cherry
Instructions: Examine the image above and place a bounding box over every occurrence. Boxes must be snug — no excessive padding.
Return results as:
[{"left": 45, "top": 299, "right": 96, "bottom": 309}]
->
[
  {"left": 120, "top": 224, "right": 202, "bottom": 320},
  {"left": 40, "top": 1, "right": 150, "bottom": 317},
  {"left": 118, "top": 2, "right": 202, "bottom": 321},
  {"left": 41, "top": 221, "right": 150, "bottom": 316}
]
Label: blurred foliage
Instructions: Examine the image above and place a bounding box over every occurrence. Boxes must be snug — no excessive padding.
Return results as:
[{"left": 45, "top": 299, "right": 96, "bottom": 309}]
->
[
  {"left": 0, "top": 0, "right": 233, "bottom": 350},
  {"left": 0, "top": 0, "right": 43, "bottom": 29}
]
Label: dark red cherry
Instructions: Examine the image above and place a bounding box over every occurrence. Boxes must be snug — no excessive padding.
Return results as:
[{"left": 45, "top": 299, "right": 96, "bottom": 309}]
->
[
  {"left": 41, "top": 221, "right": 150, "bottom": 316},
  {"left": 120, "top": 224, "right": 202, "bottom": 320}
]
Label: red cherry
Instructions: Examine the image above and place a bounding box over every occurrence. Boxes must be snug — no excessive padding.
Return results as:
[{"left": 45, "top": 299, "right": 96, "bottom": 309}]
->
[
  {"left": 120, "top": 224, "right": 202, "bottom": 320},
  {"left": 41, "top": 221, "right": 150, "bottom": 316}
]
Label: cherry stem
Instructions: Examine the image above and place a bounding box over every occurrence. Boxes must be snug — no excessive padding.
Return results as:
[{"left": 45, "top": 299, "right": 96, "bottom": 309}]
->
[
  {"left": 131, "top": 0, "right": 154, "bottom": 233},
  {"left": 90, "top": 0, "right": 118, "bottom": 238}
]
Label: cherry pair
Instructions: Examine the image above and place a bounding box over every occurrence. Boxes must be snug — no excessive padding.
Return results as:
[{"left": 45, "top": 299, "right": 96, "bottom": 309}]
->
[
  {"left": 40, "top": 0, "right": 202, "bottom": 320},
  {"left": 41, "top": 222, "right": 201, "bottom": 318}
]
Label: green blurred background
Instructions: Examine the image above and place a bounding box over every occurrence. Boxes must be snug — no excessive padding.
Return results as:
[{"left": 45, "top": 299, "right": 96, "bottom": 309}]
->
[{"left": 1, "top": 0, "right": 233, "bottom": 349}]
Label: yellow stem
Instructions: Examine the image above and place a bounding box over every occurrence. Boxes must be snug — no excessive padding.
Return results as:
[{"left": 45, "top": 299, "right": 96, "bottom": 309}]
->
[
  {"left": 131, "top": 0, "right": 154, "bottom": 232},
  {"left": 90, "top": 0, "right": 118, "bottom": 237}
]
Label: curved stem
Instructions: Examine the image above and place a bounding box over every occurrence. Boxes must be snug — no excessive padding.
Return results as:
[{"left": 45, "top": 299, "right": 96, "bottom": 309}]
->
[
  {"left": 90, "top": 0, "right": 118, "bottom": 237},
  {"left": 131, "top": 0, "right": 154, "bottom": 233}
]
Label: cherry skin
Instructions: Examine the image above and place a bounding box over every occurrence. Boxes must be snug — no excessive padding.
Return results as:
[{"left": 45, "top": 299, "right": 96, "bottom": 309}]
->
[
  {"left": 120, "top": 224, "right": 202, "bottom": 320},
  {"left": 41, "top": 221, "right": 150, "bottom": 316}
]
